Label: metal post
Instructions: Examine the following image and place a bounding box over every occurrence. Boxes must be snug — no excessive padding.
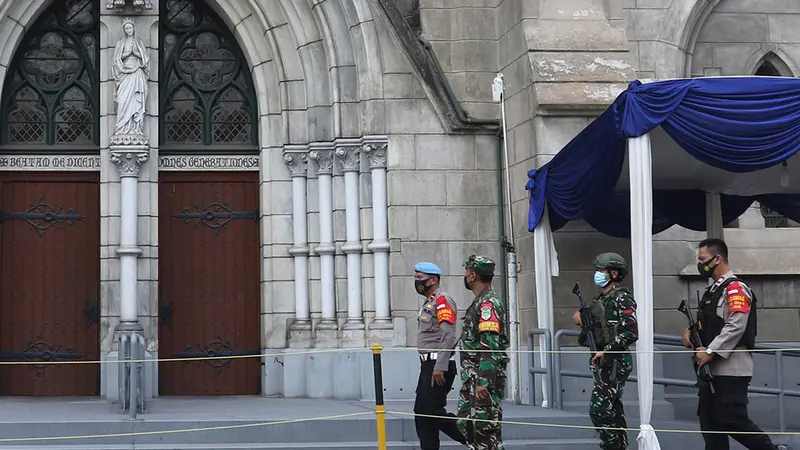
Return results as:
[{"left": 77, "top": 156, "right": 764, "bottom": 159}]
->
[
  {"left": 118, "top": 333, "right": 129, "bottom": 412},
  {"left": 777, "top": 350, "right": 785, "bottom": 432},
  {"left": 553, "top": 330, "right": 566, "bottom": 410},
  {"left": 372, "top": 343, "right": 387, "bottom": 450},
  {"left": 129, "top": 333, "right": 139, "bottom": 419}
]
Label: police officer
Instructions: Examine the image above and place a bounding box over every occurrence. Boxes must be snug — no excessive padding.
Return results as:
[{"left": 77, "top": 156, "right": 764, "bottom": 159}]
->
[
  {"left": 413, "top": 262, "right": 466, "bottom": 449},
  {"left": 572, "top": 252, "right": 638, "bottom": 450},
  {"left": 457, "top": 255, "right": 509, "bottom": 450},
  {"left": 682, "top": 238, "right": 790, "bottom": 450}
]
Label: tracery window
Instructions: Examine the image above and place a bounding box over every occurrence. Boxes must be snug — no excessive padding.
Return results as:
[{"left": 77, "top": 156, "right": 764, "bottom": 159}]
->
[
  {"left": 753, "top": 60, "right": 799, "bottom": 228},
  {"left": 0, "top": 0, "right": 100, "bottom": 147},
  {"left": 160, "top": 0, "right": 258, "bottom": 150}
]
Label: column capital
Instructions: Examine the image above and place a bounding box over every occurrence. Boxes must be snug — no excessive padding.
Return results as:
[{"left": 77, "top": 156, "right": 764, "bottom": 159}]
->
[
  {"left": 334, "top": 138, "right": 361, "bottom": 173},
  {"left": 283, "top": 145, "right": 309, "bottom": 178},
  {"left": 110, "top": 145, "right": 149, "bottom": 178},
  {"left": 308, "top": 142, "right": 335, "bottom": 175},
  {"left": 362, "top": 135, "right": 388, "bottom": 169}
]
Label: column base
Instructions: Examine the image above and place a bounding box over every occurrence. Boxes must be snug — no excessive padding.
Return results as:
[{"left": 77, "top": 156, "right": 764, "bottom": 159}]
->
[
  {"left": 288, "top": 319, "right": 313, "bottom": 348},
  {"left": 313, "top": 324, "right": 340, "bottom": 349},
  {"left": 341, "top": 327, "right": 366, "bottom": 348},
  {"left": 368, "top": 317, "right": 407, "bottom": 348}
]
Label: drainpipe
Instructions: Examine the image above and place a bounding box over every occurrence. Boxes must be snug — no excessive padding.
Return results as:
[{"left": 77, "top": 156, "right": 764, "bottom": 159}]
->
[{"left": 492, "top": 74, "right": 520, "bottom": 404}]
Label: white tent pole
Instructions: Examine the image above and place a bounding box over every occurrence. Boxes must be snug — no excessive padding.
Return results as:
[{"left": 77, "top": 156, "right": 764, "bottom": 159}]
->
[
  {"left": 629, "top": 134, "right": 662, "bottom": 450},
  {"left": 533, "top": 204, "right": 556, "bottom": 407},
  {"left": 705, "top": 192, "right": 724, "bottom": 239}
]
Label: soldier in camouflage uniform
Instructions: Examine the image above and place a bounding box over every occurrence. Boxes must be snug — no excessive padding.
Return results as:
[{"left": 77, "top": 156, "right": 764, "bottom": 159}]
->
[
  {"left": 572, "top": 252, "right": 638, "bottom": 450},
  {"left": 457, "top": 255, "right": 509, "bottom": 450}
]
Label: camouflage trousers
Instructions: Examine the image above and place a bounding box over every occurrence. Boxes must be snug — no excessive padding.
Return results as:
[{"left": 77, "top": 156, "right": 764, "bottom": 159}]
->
[
  {"left": 589, "top": 355, "right": 632, "bottom": 450},
  {"left": 457, "top": 377, "right": 505, "bottom": 450}
]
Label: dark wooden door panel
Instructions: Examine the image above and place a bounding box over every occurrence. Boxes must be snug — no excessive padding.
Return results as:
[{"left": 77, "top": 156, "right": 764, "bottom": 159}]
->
[
  {"left": 0, "top": 172, "right": 100, "bottom": 396},
  {"left": 158, "top": 172, "right": 261, "bottom": 395}
]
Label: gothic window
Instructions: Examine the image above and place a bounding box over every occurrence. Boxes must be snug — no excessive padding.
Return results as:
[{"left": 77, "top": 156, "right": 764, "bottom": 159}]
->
[
  {"left": 160, "top": 0, "right": 258, "bottom": 150},
  {"left": 755, "top": 61, "right": 782, "bottom": 77},
  {"left": 0, "top": 0, "right": 100, "bottom": 147}
]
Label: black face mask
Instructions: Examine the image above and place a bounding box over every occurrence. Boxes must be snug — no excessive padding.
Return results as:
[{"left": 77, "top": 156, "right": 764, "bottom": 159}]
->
[
  {"left": 463, "top": 276, "right": 472, "bottom": 291},
  {"left": 697, "top": 257, "right": 717, "bottom": 277},
  {"left": 415, "top": 280, "right": 429, "bottom": 295}
]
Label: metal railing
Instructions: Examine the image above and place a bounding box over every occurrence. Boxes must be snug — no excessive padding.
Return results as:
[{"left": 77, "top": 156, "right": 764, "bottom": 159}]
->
[{"left": 528, "top": 329, "right": 800, "bottom": 432}]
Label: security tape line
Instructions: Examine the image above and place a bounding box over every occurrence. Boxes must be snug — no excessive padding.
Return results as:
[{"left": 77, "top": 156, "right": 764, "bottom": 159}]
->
[
  {"left": 0, "top": 345, "right": 797, "bottom": 366},
  {"left": 394, "top": 411, "right": 800, "bottom": 436},
  {"left": 0, "top": 411, "right": 373, "bottom": 443}
]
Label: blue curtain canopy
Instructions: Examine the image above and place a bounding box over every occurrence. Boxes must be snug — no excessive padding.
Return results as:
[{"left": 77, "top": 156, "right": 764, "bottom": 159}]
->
[{"left": 527, "top": 77, "right": 800, "bottom": 236}]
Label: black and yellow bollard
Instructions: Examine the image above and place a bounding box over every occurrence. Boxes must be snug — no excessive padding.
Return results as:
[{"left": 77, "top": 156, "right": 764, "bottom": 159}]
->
[{"left": 372, "top": 343, "right": 388, "bottom": 450}]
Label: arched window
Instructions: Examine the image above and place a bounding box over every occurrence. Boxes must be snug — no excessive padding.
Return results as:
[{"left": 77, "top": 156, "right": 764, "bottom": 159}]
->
[
  {"left": 752, "top": 58, "right": 800, "bottom": 228},
  {"left": 755, "top": 61, "right": 782, "bottom": 77},
  {"left": 0, "top": 0, "right": 100, "bottom": 148},
  {"left": 159, "top": 0, "right": 258, "bottom": 151}
]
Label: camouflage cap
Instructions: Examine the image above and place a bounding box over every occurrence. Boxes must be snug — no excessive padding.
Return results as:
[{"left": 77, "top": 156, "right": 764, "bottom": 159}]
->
[{"left": 464, "top": 254, "right": 496, "bottom": 275}]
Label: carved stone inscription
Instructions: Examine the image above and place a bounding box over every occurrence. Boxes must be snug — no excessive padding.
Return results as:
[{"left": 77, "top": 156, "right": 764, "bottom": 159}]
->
[
  {"left": 158, "top": 156, "right": 259, "bottom": 171},
  {"left": 0, "top": 156, "right": 101, "bottom": 171}
]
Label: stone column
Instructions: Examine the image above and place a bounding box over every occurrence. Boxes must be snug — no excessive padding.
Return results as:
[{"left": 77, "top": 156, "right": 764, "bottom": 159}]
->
[
  {"left": 309, "top": 143, "right": 339, "bottom": 346},
  {"left": 335, "top": 138, "right": 365, "bottom": 347},
  {"left": 111, "top": 148, "right": 149, "bottom": 327},
  {"left": 284, "top": 146, "right": 312, "bottom": 347},
  {"left": 362, "top": 136, "right": 391, "bottom": 334}
]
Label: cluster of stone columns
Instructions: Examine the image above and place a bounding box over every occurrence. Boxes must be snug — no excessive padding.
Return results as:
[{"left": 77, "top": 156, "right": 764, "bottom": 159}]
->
[{"left": 283, "top": 136, "right": 391, "bottom": 348}]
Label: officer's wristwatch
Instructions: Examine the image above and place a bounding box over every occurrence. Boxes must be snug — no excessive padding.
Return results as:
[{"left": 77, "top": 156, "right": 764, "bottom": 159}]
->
[{"left": 705, "top": 348, "right": 714, "bottom": 355}]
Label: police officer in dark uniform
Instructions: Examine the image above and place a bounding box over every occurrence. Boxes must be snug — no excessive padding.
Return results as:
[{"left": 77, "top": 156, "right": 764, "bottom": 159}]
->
[
  {"left": 413, "top": 262, "right": 467, "bottom": 449},
  {"left": 683, "top": 238, "right": 790, "bottom": 450}
]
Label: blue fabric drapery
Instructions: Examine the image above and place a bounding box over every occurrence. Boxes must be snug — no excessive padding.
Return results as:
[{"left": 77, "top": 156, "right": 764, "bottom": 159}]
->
[{"left": 527, "top": 77, "right": 800, "bottom": 236}]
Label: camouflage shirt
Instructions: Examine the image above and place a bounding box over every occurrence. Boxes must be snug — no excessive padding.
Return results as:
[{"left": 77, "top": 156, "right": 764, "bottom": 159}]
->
[
  {"left": 459, "top": 288, "right": 510, "bottom": 387},
  {"left": 592, "top": 286, "right": 638, "bottom": 352}
]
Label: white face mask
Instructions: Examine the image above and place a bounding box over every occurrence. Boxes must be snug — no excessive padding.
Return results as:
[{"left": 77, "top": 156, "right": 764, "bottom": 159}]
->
[{"left": 593, "top": 271, "right": 609, "bottom": 287}]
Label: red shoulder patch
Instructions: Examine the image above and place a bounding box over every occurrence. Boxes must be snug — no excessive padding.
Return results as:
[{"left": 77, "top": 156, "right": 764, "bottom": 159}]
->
[
  {"left": 725, "top": 281, "right": 751, "bottom": 314},
  {"left": 623, "top": 309, "right": 634, "bottom": 315},
  {"left": 434, "top": 296, "right": 455, "bottom": 325},
  {"left": 477, "top": 301, "right": 500, "bottom": 334}
]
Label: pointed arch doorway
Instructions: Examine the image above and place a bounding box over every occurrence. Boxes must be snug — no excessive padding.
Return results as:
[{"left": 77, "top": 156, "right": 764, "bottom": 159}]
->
[
  {"left": 156, "top": 0, "right": 261, "bottom": 396},
  {"left": 0, "top": 0, "right": 101, "bottom": 396}
]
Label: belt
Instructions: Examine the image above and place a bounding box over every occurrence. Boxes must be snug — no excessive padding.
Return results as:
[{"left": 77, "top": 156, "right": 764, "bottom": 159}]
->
[{"left": 419, "top": 352, "right": 455, "bottom": 362}]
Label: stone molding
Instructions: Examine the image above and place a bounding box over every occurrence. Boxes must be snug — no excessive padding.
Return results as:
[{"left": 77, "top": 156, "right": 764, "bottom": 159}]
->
[
  {"left": 110, "top": 145, "right": 150, "bottom": 178},
  {"left": 106, "top": 0, "right": 153, "bottom": 14}
]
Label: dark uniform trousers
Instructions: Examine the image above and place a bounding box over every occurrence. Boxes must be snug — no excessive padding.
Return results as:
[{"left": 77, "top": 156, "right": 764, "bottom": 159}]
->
[
  {"left": 699, "top": 376, "right": 778, "bottom": 450},
  {"left": 414, "top": 359, "right": 465, "bottom": 449}
]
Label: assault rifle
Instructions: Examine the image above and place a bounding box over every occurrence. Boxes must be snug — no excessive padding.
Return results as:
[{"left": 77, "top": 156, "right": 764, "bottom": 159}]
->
[
  {"left": 573, "top": 282, "right": 598, "bottom": 353},
  {"left": 678, "top": 292, "right": 715, "bottom": 394},
  {"left": 573, "top": 282, "right": 606, "bottom": 382}
]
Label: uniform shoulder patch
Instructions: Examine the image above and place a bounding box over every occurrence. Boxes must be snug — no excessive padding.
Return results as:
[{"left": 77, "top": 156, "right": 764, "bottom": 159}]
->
[
  {"left": 477, "top": 301, "right": 500, "bottom": 334},
  {"left": 435, "top": 296, "right": 456, "bottom": 325},
  {"left": 725, "top": 281, "right": 751, "bottom": 314}
]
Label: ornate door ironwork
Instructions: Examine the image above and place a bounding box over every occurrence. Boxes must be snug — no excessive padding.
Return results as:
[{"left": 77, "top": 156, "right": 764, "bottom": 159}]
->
[
  {"left": 174, "top": 193, "right": 257, "bottom": 236},
  {"left": 0, "top": 196, "right": 85, "bottom": 236},
  {"left": 172, "top": 334, "right": 260, "bottom": 376},
  {"left": 0, "top": 334, "right": 83, "bottom": 377}
]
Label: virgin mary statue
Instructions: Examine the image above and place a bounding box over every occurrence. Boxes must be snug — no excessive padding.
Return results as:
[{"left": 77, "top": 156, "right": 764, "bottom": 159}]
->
[{"left": 112, "top": 18, "right": 150, "bottom": 144}]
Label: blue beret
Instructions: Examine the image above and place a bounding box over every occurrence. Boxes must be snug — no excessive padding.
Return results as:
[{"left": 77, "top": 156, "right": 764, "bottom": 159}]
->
[{"left": 414, "top": 262, "right": 442, "bottom": 276}]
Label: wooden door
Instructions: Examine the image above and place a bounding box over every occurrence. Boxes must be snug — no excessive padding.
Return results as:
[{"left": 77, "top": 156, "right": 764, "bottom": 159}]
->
[
  {"left": 0, "top": 172, "right": 100, "bottom": 396},
  {"left": 158, "top": 172, "right": 261, "bottom": 395}
]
